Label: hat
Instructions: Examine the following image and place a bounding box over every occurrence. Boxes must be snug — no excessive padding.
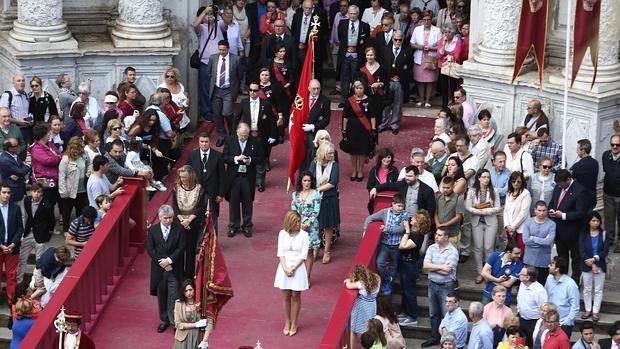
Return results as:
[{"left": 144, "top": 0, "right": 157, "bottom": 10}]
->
[
  {"left": 64, "top": 310, "right": 82, "bottom": 324},
  {"left": 104, "top": 95, "right": 118, "bottom": 103}
]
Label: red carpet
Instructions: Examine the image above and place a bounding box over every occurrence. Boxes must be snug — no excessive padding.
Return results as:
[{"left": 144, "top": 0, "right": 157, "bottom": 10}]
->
[{"left": 90, "top": 111, "right": 434, "bottom": 348}]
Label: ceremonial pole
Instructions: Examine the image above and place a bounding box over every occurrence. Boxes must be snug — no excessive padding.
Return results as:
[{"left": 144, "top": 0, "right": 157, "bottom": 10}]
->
[{"left": 561, "top": 0, "right": 573, "bottom": 168}]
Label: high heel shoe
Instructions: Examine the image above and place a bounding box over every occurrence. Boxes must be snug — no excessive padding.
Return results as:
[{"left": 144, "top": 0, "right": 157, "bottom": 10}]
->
[
  {"left": 289, "top": 325, "right": 298, "bottom": 336},
  {"left": 322, "top": 251, "right": 331, "bottom": 264},
  {"left": 283, "top": 324, "right": 290, "bottom": 336}
]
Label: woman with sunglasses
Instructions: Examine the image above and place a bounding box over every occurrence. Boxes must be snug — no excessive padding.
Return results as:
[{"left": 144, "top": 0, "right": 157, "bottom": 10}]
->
[
  {"left": 158, "top": 67, "right": 189, "bottom": 111},
  {"left": 503, "top": 171, "right": 532, "bottom": 255},
  {"left": 104, "top": 119, "right": 128, "bottom": 152},
  {"left": 527, "top": 156, "right": 555, "bottom": 215},
  {"left": 28, "top": 76, "right": 58, "bottom": 124}
]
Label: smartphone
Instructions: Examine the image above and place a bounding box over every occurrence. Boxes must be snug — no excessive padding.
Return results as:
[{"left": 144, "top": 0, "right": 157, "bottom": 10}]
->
[{"left": 515, "top": 337, "right": 526, "bottom": 346}]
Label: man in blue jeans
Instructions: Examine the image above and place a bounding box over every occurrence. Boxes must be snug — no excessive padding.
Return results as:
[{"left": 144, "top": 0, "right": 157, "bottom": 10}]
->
[
  {"left": 422, "top": 229, "right": 459, "bottom": 347},
  {"left": 363, "top": 194, "right": 410, "bottom": 295}
]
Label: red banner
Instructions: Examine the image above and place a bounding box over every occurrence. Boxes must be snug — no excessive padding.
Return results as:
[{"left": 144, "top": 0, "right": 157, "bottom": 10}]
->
[
  {"left": 195, "top": 213, "right": 233, "bottom": 324},
  {"left": 571, "top": 0, "right": 601, "bottom": 87},
  {"left": 287, "top": 29, "right": 316, "bottom": 187},
  {"left": 512, "top": 0, "right": 549, "bottom": 85}
]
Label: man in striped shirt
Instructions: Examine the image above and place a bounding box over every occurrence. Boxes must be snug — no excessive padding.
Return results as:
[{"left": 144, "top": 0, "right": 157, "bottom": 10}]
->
[{"left": 65, "top": 206, "right": 97, "bottom": 259}]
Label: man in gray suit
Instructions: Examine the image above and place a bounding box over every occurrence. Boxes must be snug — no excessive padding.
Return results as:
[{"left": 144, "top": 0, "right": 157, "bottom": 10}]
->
[{"left": 209, "top": 40, "right": 243, "bottom": 147}]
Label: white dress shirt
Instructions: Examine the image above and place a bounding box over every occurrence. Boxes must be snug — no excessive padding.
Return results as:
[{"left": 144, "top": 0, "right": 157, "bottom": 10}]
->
[
  {"left": 250, "top": 98, "right": 259, "bottom": 130},
  {"left": 516, "top": 281, "right": 548, "bottom": 320},
  {"left": 216, "top": 53, "right": 231, "bottom": 88}
]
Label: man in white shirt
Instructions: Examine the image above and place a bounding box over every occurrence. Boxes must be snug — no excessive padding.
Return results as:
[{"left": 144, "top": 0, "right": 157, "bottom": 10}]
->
[
  {"left": 503, "top": 132, "right": 534, "bottom": 180},
  {"left": 222, "top": 8, "right": 245, "bottom": 58},
  {"left": 399, "top": 148, "right": 439, "bottom": 192},
  {"left": 517, "top": 266, "right": 548, "bottom": 348}
]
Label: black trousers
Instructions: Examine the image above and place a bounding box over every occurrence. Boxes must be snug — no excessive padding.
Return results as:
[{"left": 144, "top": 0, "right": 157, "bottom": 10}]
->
[
  {"left": 228, "top": 175, "right": 253, "bottom": 231},
  {"left": 535, "top": 267, "right": 549, "bottom": 285},
  {"left": 157, "top": 271, "right": 179, "bottom": 324},
  {"left": 182, "top": 222, "right": 200, "bottom": 280},
  {"left": 61, "top": 192, "right": 89, "bottom": 233},
  {"left": 519, "top": 316, "right": 538, "bottom": 349},
  {"left": 556, "top": 238, "right": 581, "bottom": 283},
  {"left": 153, "top": 139, "right": 172, "bottom": 181},
  {"left": 439, "top": 74, "right": 458, "bottom": 108}
]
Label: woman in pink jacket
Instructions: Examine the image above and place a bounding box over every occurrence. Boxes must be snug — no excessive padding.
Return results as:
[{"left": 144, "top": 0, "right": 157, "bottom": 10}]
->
[
  {"left": 437, "top": 23, "right": 463, "bottom": 108},
  {"left": 29, "top": 123, "right": 62, "bottom": 212}
]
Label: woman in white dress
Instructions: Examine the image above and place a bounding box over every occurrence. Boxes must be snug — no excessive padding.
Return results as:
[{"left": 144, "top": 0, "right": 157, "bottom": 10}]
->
[{"left": 274, "top": 211, "right": 309, "bottom": 337}]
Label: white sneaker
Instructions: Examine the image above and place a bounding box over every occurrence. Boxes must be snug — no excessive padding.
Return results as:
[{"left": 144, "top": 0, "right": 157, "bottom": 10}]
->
[
  {"left": 154, "top": 182, "right": 167, "bottom": 192},
  {"left": 398, "top": 317, "right": 418, "bottom": 327},
  {"left": 146, "top": 185, "right": 157, "bottom": 192}
]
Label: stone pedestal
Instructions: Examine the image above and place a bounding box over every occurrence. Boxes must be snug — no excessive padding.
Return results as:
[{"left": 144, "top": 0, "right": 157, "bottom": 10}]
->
[
  {"left": 7, "top": 0, "right": 77, "bottom": 51},
  {"left": 111, "top": 0, "right": 173, "bottom": 48}
]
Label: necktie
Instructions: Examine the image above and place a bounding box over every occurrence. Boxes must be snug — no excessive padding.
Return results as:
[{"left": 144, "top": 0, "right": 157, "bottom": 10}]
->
[
  {"left": 278, "top": 35, "right": 283, "bottom": 42},
  {"left": 219, "top": 57, "right": 226, "bottom": 87},
  {"left": 162, "top": 226, "right": 169, "bottom": 241},
  {"left": 557, "top": 188, "right": 568, "bottom": 209},
  {"left": 394, "top": 47, "right": 400, "bottom": 57},
  {"left": 386, "top": 33, "right": 391, "bottom": 44},
  {"left": 240, "top": 141, "right": 246, "bottom": 152},
  {"left": 310, "top": 96, "right": 316, "bottom": 109},
  {"left": 202, "top": 152, "right": 208, "bottom": 164},
  {"left": 304, "top": 15, "right": 309, "bottom": 25},
  {"left": 350, "top": 22, "right": 355, "bottom": 34}
]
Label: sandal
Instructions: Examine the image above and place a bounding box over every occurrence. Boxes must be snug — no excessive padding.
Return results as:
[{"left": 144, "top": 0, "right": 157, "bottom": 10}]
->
[
  {"left": 322, "top": 251, "right": 331, "bottom": 264},
  {"left": 581, "top": 311, "right": 592, "bottom": 319},
  {"left": 350, "top": 176, "right": 356, "bottom": 181},
  {"left": 592, "top": 313, "right": 600, "bottom": 322}
]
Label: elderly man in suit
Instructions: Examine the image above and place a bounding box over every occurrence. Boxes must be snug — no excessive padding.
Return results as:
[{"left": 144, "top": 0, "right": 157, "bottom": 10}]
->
[
  {"left": 291, "top": 0, "right": 328, "bottom": 82},
  {"left": 223, "top": 123, "right": 263, "bottom": 238},
  {"left": 19, "top": 184, "right": 55, "bottom": 284},
  {"left": 0, "top": 138, "right": 30, "bottom": 231},
  {"left": 261, "top": 18, "right": 296, "bottom": 66},
  {"left": 336, "top": 4, "right": 370, "bottom": 107},
  {"left": 209, "top": 40, "right": 243, "bottom": 147},
  {"left": 301, "top": 79, "right": 331, "bottom": 171},
  {"left": 235, "top": 82, "right": 277, "bottom": 193},
  {"left": 0, "top": 184, "right": 23, "bottom": 305},
  {"left": 147, "top": 205, "right": 185, "bottom": 333},
  {"left": 548, "top": 169, "right": 589, "bottom": 284},
  {"left": 379, "top": 30, "right": 410, "bottom": 134},
  {"left": 186, "top": 133, "right": 225, "bottom": 233},
  {"left": 373, "top": 13, "right": 395, "bottom": 63}
]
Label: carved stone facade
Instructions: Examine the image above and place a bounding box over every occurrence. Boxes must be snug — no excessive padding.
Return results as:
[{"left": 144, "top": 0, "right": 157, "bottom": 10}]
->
[{"left": 463, "top": 0, "right": 620, "bottom": 205}]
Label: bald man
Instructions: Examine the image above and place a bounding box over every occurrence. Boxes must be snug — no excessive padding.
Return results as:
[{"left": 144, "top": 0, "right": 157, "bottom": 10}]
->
[
  {"left": 0, "top": 74, "right": 31, "bottom": 144},
  {"left": 260, "top": 18, "right": 296, "bottom": 66},
  {"left": 291, "top": 0, "right": 328, "bottom": 82},
  {"left": 301, "top": 79, "right": 331, "bottom": 171}
]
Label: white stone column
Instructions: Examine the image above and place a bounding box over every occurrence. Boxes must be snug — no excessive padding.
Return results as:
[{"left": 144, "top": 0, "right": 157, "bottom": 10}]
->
[
  {"left": 8, "top": 0, "right": 77, "bottom": 51},
  {"left": 474, "top": 0, "right": 521, "bottom": 67},
  {"left": 549, "top": 0, "right": 620, "bottom": 91},
  {"left": 111, "top": 0, "right": 173, "bottom": 48}
]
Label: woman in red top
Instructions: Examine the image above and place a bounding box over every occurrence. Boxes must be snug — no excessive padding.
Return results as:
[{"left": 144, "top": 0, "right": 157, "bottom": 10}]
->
[
  {"left": 260, "top": 0, "right": 280, "bottom": 35},
  {"left": 437, "top": 23, "right": 463, "bottom": 107},
  {"left": 118, "top": 83, "right": 138, "bottom": 118}
]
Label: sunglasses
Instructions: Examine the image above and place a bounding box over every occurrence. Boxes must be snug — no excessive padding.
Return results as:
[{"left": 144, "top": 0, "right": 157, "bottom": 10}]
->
[
  {"left": 78, "top": 92, "right": 88, "bottom": 95},
  {"left": 511, "top": 179, "right": 522, "bottom": 183},
  {"left": 249, "top": 88, "right": 259, "bottom": 92},
  {"left": 393, "top": 38, "right": 403, "bottom": 41},
  {"left": 112, "top": 127, "right": 121, "bottom": 131},
  {"left": 612, "top": 143, "right": 620, "bottom": 147},
  {"left": 541, "top": 165, "right": 552, "bottom": 169},
  {"left": 31, "top": 84, "right": 39, "bottom": 88},
  {"left": 165, "top": 75, "right": 175, "bottom": 78}
]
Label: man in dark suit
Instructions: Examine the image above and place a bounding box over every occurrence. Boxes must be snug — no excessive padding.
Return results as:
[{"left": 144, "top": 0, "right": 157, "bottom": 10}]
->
[
  {"left": 19, "top": 184, "right": 55, "bottom": 283},
  {"left": 236, "top": 82, "right": 277, "bottom": 192},
  {"left": 0, "top": 138, "right": 30, "bottom": 217},
  {"left": 147, "top": 205, "right": 185, "bottom": 333},
  {"left": 336, "top": 4, "right": 370, "bottom": 107},
  {"left": 548, "top": 169, "right": 589, "bottom": 283},
  {"left": 598, "top": 320, "right": 620, "bottom": 349},
  {"left": 260, "top": 18, "right": 296, "bottom": 66},
  {"left": 0, "top": 184, "right": 23, "bottom": 305},
  {"left": 369, "top": 165, "right": 436, "bottom": 218},
  {"left": 372, "top": 13, "right": 394, "bottom": 63},
  {"left": 379, "top": 30, "right": 411, "bottom": 134},
  {"left": 223, "top": 122, "right": 263, "bottom": 238},
  {"left": 245, "top": 0, "right": 268, "bottom": 78},
  {"left": 570, "top": 138, "right": 598, "bottom": 211},
  {"left": 209, "top": 40, "right": 243, "bottom": 147},
  {"left": 301, "top": 79, "right": 331, "bottom": 171},
  {"left": 186, "top": 133, "right": 225, "bottom": 233},
  {"left": 291, "top": 0, "right": 328, "bottom": 83}
]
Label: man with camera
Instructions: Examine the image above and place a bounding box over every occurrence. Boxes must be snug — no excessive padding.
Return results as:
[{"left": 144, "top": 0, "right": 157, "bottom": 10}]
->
[{"left": 480, "top": 241, "right": 523, "bottom": 306}]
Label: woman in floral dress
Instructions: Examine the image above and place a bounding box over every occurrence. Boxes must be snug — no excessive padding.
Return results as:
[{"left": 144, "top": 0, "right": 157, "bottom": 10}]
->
[{"left": 291, "top": 170, "right": 322, "bottom": 284}]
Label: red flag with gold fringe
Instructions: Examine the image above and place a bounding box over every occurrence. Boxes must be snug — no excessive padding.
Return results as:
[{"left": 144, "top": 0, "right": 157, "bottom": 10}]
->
[
  {"left": 571, "top": 0, "right": 601, "bottom": 87},
  {"left": 287, "top": 26, "right": 317, "bottom": 187},
  {"left": 512, "top": 0, "right": 549, "bottom": 85},
  {"left": 195, "top": 213, "right": 233, "bottom": 323}
]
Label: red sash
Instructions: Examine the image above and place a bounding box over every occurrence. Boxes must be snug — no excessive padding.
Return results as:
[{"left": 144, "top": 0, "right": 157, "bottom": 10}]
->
[
  {"left": 257, "top": 88, "right": 279, "bottom": 116},
  {"left": 272, "top": 62, "right": 292, "bottom": 97},
  {"left": 348, "top": 96, "right": 373, "bottom": 136},
  {"left": 360, "top": 66, "right": 384, "bottom": 96}
]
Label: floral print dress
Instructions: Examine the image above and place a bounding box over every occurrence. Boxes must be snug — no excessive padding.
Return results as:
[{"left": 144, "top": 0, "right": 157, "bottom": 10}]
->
[{"left": 291, "top": 190, "right": 322, "bottom": 249}]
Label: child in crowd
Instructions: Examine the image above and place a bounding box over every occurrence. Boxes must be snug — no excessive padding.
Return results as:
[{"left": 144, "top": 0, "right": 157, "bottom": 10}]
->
[
  {"left": 366, "top": 319, "right": 387, "bottom": 349},
  {"left": 94, "top": 195, "right": 112, "bottom": 227},
  {"left": 345, "top": 264, "right": 381, "bottom": 349},
  {"left": 125, "top": 137, "right": 166, "bottom": 192},
  {"left": 363, "top": 194, "right": 411, "bottom": 295}
]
